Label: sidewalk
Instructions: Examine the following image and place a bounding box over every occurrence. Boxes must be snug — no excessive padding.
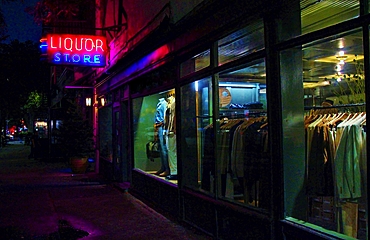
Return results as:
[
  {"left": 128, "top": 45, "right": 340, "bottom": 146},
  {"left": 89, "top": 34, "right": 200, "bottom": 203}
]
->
[{"left": 0, "top": 143, "right": 212, "bottom": 239}]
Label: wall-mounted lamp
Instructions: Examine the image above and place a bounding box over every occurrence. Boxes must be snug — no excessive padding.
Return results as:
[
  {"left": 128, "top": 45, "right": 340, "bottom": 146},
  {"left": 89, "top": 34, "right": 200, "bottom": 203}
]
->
[
  {"left": 101, "top": 97, "right": 106, "bottom": 106},
  {"left": 86, "top": 97, "right": 92, "bottom": 106}
]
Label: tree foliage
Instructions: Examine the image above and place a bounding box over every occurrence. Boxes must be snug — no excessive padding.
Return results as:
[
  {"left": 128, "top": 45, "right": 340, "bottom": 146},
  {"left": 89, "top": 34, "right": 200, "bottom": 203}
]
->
[
  {"left": 0, "top": 0, "right": 24, "bottom": 42},
  {"left": 23, "top": 91, "right": 43, "bottom": 110},
  {"left": 59, "top": 100, "right": 94, "bottom": 158},
  {"left": 0, "top": 40, "right": 49, "bottom": 129},
  {"left": 26, "top": 0, "right": 94, "bottom": 24}
]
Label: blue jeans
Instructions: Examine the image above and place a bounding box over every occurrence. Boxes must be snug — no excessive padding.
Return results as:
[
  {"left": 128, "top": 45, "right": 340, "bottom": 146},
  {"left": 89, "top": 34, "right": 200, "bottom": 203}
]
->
[{"left": 157, "top": 126, "right": 170, "bottom": 173}]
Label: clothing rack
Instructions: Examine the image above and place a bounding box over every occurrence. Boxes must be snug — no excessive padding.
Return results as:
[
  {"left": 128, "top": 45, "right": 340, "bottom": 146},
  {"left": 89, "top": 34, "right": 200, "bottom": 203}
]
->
[
  {"left": 304, "top": 103, "right": 366, "bottom": 110},
  {"left": 219, "top": 109, "right": 266, "bottom": 119}
]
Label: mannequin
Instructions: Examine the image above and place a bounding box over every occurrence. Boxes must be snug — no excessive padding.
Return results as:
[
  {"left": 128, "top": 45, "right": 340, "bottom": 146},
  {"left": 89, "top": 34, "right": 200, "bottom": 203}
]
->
[
  {"left": 153, "top": 97, "right": 170, "bottom": 177},
  {"left": 165, "top": 95, "right": 177, "bottom": 180}
]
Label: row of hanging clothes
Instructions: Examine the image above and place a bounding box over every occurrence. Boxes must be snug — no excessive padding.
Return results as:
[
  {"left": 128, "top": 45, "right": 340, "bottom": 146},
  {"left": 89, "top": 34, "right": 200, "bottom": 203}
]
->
[
  {"left": 202, "top": 112, "right": 269, "bottom": 208},
  {"left": 305, "top": 104, "right": 367, "bottom": 238},
  {"left": 305, "top": 106, "right": 366, "bottom": 198}
]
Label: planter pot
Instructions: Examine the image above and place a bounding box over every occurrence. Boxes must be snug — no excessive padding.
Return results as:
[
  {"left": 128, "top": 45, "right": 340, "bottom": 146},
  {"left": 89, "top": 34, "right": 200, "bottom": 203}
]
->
[{"left": 70, "top": 156, "right": 88, "bottom": 174}]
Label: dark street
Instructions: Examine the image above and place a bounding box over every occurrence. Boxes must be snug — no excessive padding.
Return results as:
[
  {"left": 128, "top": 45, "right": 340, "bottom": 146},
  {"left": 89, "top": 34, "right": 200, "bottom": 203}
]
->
[{"left": 0, "top": 142, "right": 212, "bottom": 239}]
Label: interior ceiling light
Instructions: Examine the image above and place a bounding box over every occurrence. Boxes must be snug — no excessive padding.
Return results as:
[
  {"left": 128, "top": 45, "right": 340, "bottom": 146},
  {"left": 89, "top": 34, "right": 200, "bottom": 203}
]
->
[
  {"left": 335, "top": 64, "right": 342, "bottom": 72},
  {"left": 336, "top": 50, "right": 347, "bottom": 63},
  {"left": 338, "top": 39, "right": 345, "bottom": 49}
]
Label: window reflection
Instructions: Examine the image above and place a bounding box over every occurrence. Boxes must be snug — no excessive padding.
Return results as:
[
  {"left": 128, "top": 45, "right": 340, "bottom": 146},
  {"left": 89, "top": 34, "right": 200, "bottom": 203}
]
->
[
  {"left": 284, "top": 30, "right": 367, "bottom": 239},
  {"left": 301, "top": 0, "right": 359, "bottom": 34},
  {"left": 180, "top": 49, "right": 210, "bottom": 77},
  {"left": 218, "top": 21, "right": 264, "bottom": 65}
]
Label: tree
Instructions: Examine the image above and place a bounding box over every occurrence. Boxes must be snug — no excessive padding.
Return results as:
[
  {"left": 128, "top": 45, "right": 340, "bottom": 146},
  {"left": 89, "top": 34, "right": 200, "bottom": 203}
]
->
[
  {"left": 0, "top": 40, "right": 49, "bottom": 133},
  {"left": 0, "top": 0, "right": 24, "bottom": 42},
  {"left": 59, "top": 100, "right": 94, "bottom": 158},
  {"left": 22, "top": 91, "right": 47, "bottom": 131},
  {"left": 26, "top": 0, "right": 95, "bottom": 25}
]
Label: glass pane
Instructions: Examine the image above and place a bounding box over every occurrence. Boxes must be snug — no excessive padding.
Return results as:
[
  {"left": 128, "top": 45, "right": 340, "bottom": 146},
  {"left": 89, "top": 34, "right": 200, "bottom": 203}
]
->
[
  {"left": 283, "top": 30, "right": 367, "bottom": 239},
  {"left": 301, "top": 0, "right": 359, "bottom": 34},
  {"left": 216, "top": 59, "right": 269, "bottom": 210},
  {"left": 180, "top": 49, "right": 210, "bottom": 78},
  {"left": 132, "top": 89, "right": 178, "bottom": 184},
  {"left": 99, "top": 106, "right": 113, "bottom": 162},
  {"left": 218, "top": 21, "right": 264, "bottom": 66},
  {"left": 180, "top": 77, "right": 213, "bottom": 192}
]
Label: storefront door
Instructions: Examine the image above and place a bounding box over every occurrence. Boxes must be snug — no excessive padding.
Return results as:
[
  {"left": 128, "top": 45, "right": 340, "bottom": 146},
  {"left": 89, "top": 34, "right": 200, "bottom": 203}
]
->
[{"left": 113, "top": 107, "right": 123, "bottom": 182}]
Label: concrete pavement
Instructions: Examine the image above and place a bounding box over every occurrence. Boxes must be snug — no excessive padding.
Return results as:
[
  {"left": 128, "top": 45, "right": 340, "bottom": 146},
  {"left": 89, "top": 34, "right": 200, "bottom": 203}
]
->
[{"left": 0, "top": 142, "right": 212, "bottom": 239}]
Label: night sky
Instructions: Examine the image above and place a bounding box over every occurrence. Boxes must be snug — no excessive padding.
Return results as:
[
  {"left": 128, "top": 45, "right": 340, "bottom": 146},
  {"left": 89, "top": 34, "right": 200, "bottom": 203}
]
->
[{"left": 2, "top": 0, "right": 41, "bottom": 43}]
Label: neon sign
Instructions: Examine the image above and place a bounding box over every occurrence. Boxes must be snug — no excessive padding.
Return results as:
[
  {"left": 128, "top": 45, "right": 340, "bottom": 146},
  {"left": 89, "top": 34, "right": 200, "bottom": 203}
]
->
[{"left": 45, "top": 34, "right": 107, "bottom": 67}]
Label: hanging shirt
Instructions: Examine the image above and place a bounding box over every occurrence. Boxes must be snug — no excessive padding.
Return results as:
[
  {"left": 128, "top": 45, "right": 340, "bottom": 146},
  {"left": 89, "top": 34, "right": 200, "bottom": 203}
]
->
[
  {"left": 155, "top": 98, "right": 167, "bottom": 125},
  {"left": 306, "top": 123, "right": 334, "bottom": 196},
  {"left": 335, "top": 124, "right": 363, "bottom": 199},
  {"left": 165, "top": 96, "right": 176, "bottom": 133}
]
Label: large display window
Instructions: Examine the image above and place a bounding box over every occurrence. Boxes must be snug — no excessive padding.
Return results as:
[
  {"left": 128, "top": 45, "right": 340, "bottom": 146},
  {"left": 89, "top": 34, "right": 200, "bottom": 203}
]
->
[
  {"left": 282, "top": 30, "right": 367, "bottom": 239},
  {"left": 179, "top": 62, "right": 269, "bottom": 206},
  {"left": 180, "top": 77, "right": 213, "bottom": 192},
  {"left": 132, "top": 88, "right": 178, "bottom": 183},
  {"left": 215, "top": 60, "right": 268, "bottom": 209},
  {"left": 180, "top": 20, "right": 268, "bottom": 206}
]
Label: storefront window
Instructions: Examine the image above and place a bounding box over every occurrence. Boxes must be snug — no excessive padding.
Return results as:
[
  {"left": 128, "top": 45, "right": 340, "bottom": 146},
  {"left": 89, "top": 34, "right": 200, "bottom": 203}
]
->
[
  {"left": 132, "top": 89, "right": 178, "bottom": 183},
  {"left": 215, "top": 60, "right": 269, "bottom": 209},
  {"left": 180, "top": 77, "right": 213, "bottom": 192},
  {"left": 301, "top": 0, "right": 359, "bottom": 34},
  {"left": 218, "top": 21, "right": 264, "bottom": 66},
  {"left": 180, "top": 49, "right": 210, "bottom": 78},
  {"left": 282, "top": 30, "right": 367, "bottom": 239}
]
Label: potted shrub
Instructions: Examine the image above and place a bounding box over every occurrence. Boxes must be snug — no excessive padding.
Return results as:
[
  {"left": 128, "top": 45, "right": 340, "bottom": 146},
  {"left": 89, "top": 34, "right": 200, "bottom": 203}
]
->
[{"left": 59, "top": 100, "right": 94, "bottom": 173}]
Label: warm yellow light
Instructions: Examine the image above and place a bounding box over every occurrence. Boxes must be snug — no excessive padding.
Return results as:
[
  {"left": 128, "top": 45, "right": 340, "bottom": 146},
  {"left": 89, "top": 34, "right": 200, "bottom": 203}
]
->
[
  {"left": 323, "top": 81, "right": 330, "bottom": 86},
  {"left": 86, "top": 97, "right": 92, "bottom": 106},
  {"left": 338, "top": 39, "right": 345, "bottom": 49},
  {"left": 101, "top": 98, "right": 106, "bottom": 106}
]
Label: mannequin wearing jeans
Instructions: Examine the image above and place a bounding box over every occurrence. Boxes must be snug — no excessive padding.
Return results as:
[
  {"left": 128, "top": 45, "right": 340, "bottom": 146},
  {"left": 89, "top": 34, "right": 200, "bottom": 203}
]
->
[
  {"left": 165, "top": 95, "right": 177, "bottom": 180},
  {"left": 154, "top": 98, "right": 170, "bottom": 177}
]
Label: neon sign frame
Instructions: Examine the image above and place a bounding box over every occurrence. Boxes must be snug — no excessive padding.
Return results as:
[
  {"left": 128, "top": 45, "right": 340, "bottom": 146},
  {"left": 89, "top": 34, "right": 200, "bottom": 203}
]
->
[{"left": 45, "top": 34, "right": 107, "bottom": 67}]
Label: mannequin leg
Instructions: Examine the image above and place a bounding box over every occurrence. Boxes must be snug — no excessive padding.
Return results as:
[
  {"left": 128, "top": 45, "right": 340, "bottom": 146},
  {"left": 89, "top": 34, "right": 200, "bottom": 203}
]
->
[{"left": 155, "top": 126, "right": 170, "bottom": 176}]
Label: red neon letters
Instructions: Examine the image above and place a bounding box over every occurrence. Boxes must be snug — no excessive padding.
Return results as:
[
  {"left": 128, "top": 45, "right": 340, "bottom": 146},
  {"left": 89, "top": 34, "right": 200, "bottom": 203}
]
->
[{"left": 46, "top": 34, "right": 107, "bottom": 67}]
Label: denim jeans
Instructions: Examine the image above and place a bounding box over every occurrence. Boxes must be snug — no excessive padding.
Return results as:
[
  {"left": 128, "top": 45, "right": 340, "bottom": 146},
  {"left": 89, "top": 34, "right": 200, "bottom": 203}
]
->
[
  {"left": 165, "top": 132, "right": 177, "bottom": 175},
  {"left": 157, "top": 126, "right": 170, "bottom": 173}
]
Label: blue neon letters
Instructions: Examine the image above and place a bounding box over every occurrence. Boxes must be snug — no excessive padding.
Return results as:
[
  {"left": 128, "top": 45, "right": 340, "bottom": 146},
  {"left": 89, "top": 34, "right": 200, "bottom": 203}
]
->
[{"left": 46, "top": 34, "right": 107, "bottom": 67}]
